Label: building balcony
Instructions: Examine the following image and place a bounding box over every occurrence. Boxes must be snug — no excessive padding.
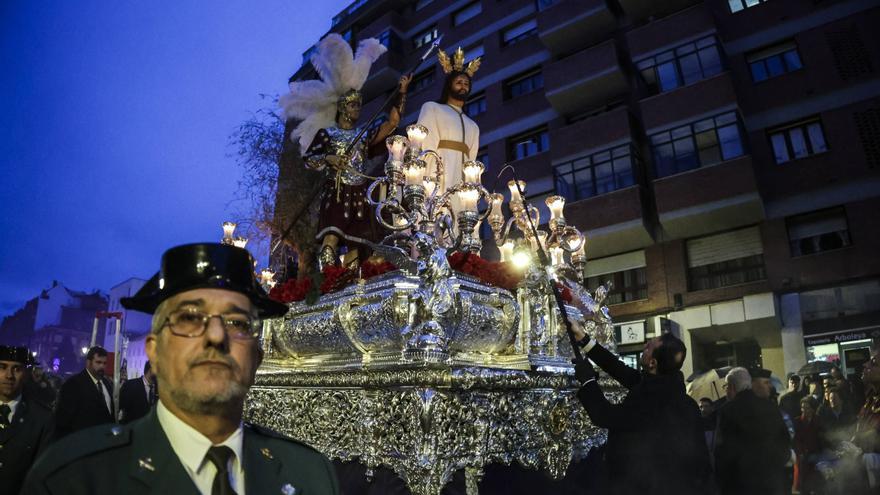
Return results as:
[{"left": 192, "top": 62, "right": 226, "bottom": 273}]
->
[
  {"left": 653, "top": 155, "right": 764, "bottom": 240},
  {"left": 618, "top": 0, "right": 703, "bottom": 22},
  {"left": 640, "top": 72, "right": 737, "bottom": 132},
  {"left": 626, "top": 4, "right": 715, "bottom": 61},
  {"left": 566, "top": 185, "right": 653, "bottom": 258},
  {"left": 550, "top": 106, "right": 636, "bottom": 162},
  {"left": 361, "top": 49, "right": 406, "bottom": 101},
  {"left": 537, "top": 0, "right": 617, "bottom": 56},
  {"left": 545, "top": 40, "right": 629, "bottom": 116}
]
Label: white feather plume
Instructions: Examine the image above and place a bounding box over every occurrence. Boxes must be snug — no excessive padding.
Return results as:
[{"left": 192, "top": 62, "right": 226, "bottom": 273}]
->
[{"left": 279, "top": 34, "right": 387, "bottom": 151}]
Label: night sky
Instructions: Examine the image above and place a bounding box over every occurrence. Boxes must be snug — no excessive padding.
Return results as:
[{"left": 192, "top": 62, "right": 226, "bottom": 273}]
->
[{"left": 0, "top": 1, "right": 350, "bottom": 316}]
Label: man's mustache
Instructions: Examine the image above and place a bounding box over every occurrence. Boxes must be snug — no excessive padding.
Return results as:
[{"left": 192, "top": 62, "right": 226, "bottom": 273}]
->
[{"left": 188, "top": 351, "right": 239, "bottom": 371}]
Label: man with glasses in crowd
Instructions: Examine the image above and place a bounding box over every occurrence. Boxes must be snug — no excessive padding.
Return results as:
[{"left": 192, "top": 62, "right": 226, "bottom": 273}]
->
[{"left": 22, "top": 243, "right": 339, "bottom": 494}]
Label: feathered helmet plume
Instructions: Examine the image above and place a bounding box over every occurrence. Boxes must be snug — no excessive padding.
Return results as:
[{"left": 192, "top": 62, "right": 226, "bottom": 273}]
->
[
  {"left": 279, "top": 34, "right": 387, "bottom": 150},
  {"left": 437, "top": 47, "right": 481, "bottom": 77}
]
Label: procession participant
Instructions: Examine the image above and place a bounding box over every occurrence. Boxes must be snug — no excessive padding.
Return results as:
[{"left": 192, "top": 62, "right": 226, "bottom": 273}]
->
[
  {"left": 53, "top": 345, "right": 115, "bottom": 440},
  {"left": 572, "top": 325, "right": 711, "bottom": 494},
  {"left": 0, "top": 345, "right": 53, "bottom": 495},
  {"left": 280, "top": 33, "right": 410, "bottom": 270},
  {"left": 417, "top": 47, "right": 481, "bottom": 194},
  {"left": 22, "top": 243, "right": 339, "bottom": 494},
  {"left": 715, "top": 367, "right": 792, "bottom": 495},
  {"left": 119, "top": 360, "right": 157, "bottom": 424}
]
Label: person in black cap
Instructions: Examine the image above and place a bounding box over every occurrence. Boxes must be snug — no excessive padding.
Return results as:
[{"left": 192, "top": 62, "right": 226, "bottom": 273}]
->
[
  {"left": 750, "top": 367, "right": 774, "bottom": 400},
  {"left": 22, "top": 243, "right": 339, "bottom": 495},
  {"left": 0, "top": 345, "right": 53, "bottom": 495}
]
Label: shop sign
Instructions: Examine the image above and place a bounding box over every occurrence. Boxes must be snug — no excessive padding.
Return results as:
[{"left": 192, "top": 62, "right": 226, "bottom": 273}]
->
[
  {"left": 615, "top": 321, "right": 645, "bottom": 345},
  {"left": 804, "top": 327, "right": 880, "bottom": 346}
]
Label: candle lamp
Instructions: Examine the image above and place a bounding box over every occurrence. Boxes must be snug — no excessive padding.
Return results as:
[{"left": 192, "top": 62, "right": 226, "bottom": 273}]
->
[
  {"left": 462, "top": 160, "right": 484, "bottom": 185},
  {"left": 457, "top": 186, "right": 480, "bottom": 213},
  {"left": 232, "top": 237, "right": 248, "bottom": 249},
  {"left": 222, "top": 222, "right": 236, "bottom": 244},
  {"left": 406, "top": 124, "right": 428, "bottom": 153},
  {"left": 550, "top": 246, "right": 565, "bottom": 267},
  {"left": 499, "top": 240, "right": 515, "bottom": 262},
  {"left": 546, "top": 195, "right": 566, "bottom": 233},
  {"left": 507, "top": 180, "right": 526, "bottom": 204},
  {"left": 386, "top": 135, "right": 407, "bottom": 164}
]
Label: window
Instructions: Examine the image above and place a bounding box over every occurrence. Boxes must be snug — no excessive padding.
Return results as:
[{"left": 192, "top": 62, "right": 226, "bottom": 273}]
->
[
  {"left": 341, "top": 29, "right": 354, "bottom": 46},
  {"left": 787, "top": 207, "right": 851, "bottom": 256},
  {"left": 687, "top": 227, "right": 766, "bottom": 291},
  {"left": 464, "top": 93, "right": 487, "bottom": 118},
  {"left": 747, "top": 41, "right": 803, "bottom": 82},
  {"left": 636, "top": 36, "right": 723, "bottom": 95},
  {"left": 768, "top": 119, "right": 828, "bottom": 164},
  {"left": 465, "top": 44, "right": 484, "bottom": 63},
  {"left": 301, "top": 44, "right": 317, "bottom": 67},
  {"left": 378, "top": 29, "right": 402, "bottom": 51},
  {"left": 650, "top": 111, "right": 745, "bottom": 178},
  {"left": 728, "top": 0, "right": 768, "bottom": 13},
  {"left": 453, "top": 1, "right": 482, "bottom": 26},
  {"left": 584, "top": 251, "right": 647, "bottom": 304},
  {"left": 508, "top": 127, "right": 549, "bottom": 160},
  {"left": 554, "top": 145, "right": 637, "bottom": 200},
  {"left": 413, "top": 26, "right": 438, "bottom": 49},
  {"left": 536, "top": 0, "right": 557, "bottom": 10},
  {"left": 411, "top": 68, "right": 435, "bottom": 93},
  {"left": 586, "top": 268, "right": 648, "bottom": 305},
  {"left": 504, "top": 69, "right": 543, "bottom": 99},
  {"left": 502, "top": 19, "right": 537, "bottom": 46}
]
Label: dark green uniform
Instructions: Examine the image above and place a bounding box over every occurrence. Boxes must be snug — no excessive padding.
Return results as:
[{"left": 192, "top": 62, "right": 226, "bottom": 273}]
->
[
  {"left": 0, "top": 399, "right": 53, "bottom": 494},
  {"left": 20, "top": 410, "right": 339, "bottom": 495}
]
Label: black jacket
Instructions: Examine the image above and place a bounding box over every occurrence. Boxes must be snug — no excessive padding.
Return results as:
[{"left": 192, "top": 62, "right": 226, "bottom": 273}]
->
[
  {"left": 714, "top": 389, "right": 791, "bottom": 495},
  {"left": 119, "top": 377, "right": 154, "bottom": 424},
  {"left": 53, "top": 370, "right": 115, "bottom": 440},
  {"left": 578, "top": 344, "right": 711, "bottom": 495},
  {"left": 0, "top": 399, "right": 53, "bottom": 495}
]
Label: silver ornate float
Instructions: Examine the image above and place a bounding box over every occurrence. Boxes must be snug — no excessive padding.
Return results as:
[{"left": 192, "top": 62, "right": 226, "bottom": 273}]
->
[{"left": 246, "top": 127, "right": 622, "bottom": 495}]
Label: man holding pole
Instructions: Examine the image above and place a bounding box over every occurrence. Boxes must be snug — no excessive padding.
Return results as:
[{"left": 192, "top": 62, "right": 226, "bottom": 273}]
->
[{"left": 53, "top": 346, "right": 115, "bottom": 440}]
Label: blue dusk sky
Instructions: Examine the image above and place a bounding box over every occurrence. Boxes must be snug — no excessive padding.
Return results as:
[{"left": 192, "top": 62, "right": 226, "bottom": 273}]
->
[{"left": 0, "top": 1, "right": 351, "bottom": 316}]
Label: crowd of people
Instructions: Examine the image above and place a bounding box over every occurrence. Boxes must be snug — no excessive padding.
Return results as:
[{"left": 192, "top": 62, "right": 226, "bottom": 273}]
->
[{"left": 572, "top": 320, "right": 880, "bottom": 495}]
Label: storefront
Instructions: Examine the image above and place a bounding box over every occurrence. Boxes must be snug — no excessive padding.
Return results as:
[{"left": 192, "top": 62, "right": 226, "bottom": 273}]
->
[{"left": 803, "top": 326, "right": 879, "bottom": 377}]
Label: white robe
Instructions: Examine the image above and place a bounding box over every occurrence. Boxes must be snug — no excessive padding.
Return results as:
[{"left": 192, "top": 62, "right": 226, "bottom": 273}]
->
[{"left": 416, "top": 101, "right": 480, "bottom": 194}]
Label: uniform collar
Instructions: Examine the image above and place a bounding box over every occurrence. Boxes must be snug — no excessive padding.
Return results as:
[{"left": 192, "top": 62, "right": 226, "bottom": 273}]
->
[
  {"left": 1, "top": 394, "right": 21, "bottom": 417},
  {"left": 156, "top": 400, "right": 243, "bottom": 476}
]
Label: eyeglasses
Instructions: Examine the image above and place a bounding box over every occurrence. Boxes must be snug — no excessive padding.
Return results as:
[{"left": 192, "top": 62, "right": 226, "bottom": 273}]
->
[{"left": 162, "top": 309, "right": 262, "bottom": 340}]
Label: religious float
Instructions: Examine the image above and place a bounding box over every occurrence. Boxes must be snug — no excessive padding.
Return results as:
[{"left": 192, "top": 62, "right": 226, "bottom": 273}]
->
[{"left": 240, "top": 119, "right": 625, "bottom": 494}]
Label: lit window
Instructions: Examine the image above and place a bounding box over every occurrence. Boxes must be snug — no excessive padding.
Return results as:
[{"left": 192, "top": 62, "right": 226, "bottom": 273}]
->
[
  {"left": 687, "top": 227, "right": 766, "bottom": 291},
  {"left": 413, "top": 26, "right": 438, "bottom": 49},
  {"left": 586, "top": 268, "right": 648, "bottom": 305},
  {"left": 768, "top": 119, "right": 828, "bottom": 164},
  {"left": 728, "top": 0, "right": 767, "bottom": 13}
]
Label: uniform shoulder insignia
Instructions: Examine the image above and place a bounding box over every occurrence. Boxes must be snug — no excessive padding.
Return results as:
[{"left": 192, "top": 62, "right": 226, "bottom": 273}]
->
[{"left": 243, "top": 422, "right": 322, "bottom": 454}]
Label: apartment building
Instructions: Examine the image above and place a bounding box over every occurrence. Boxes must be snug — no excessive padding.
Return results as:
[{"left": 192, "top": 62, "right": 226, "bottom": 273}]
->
[{"left": 288, "top": 0, "right": 880, "bottom": 380}]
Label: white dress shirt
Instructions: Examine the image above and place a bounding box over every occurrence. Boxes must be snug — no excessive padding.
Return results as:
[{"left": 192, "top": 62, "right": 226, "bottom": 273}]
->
[
  {"left": 1, "top": 394, "right": 21, "bottom": 423},
  {"left": 156, "top": 400, "right": 246, "bottom": 495},
  {"left": 86, "top": 369, "right": 112, "bottom": 414}
]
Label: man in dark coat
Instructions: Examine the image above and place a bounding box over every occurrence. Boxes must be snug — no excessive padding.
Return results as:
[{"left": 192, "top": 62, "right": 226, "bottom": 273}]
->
[
  {"left": 52, "top": 346, "right": 115, "bottom": 440},
  {"left": 715, "top": 367, "right": 792, "bottom": 495},
  {"left": 0, "top": 345, "right": 53, "bottom": 494},
  {"left": 119, "top": 360, "right": 157, "bottom": 424},
  {"left": 22, "top": 243, "right": 339, "bottom": 494},
  {"left": 573, "top": 329, "right": 711, "bottom": 495}
]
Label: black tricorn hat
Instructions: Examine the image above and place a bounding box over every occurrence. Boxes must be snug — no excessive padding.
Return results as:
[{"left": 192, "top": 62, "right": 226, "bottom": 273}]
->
[
  {"left": 120, "top": 243, "right": 288, "bottom": 318},
  {"left": 0, "top": 345, "right": 36, "bottom": 366}
]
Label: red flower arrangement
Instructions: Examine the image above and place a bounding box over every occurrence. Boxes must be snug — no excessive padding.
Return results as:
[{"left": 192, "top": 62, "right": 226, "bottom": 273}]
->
[
  {"left": 447, "top": 252, "right": 522, "bottom": 292},
  {"left": 269, "top": 260, "right": 400, "bottom": 304}
]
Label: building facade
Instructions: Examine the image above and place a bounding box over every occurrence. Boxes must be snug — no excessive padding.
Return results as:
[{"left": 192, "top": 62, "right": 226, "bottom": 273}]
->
[
  {"left": 102, "top": 277, "right": 152, "bottom": 379},
  {"left": 289, "top": 0, "right": 880, "bottom": 380}
]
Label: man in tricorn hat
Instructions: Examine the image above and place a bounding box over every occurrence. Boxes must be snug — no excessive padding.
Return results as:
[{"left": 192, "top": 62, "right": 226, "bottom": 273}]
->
[
  {"left": 0, "top": 344, "right": 53, "bottom": 494},
  {"left": 22, "top": 243, "right": 339, "bottom": 494}
]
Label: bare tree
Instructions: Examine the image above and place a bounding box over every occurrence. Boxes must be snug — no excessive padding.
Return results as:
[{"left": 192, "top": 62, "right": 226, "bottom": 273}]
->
[{"left": 229, "top": 96, "right": 323, "bottom": 280}]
